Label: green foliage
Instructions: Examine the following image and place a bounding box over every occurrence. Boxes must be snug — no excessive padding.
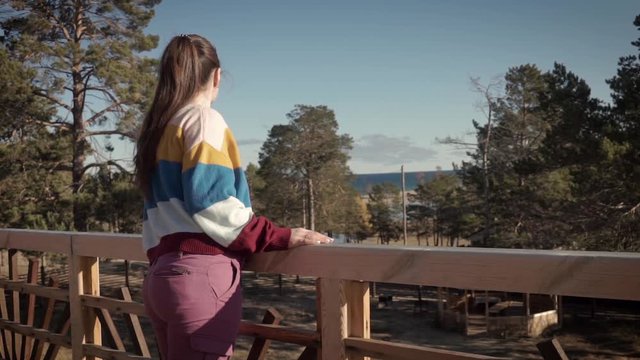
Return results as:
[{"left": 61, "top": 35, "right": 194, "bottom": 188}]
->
[
  {"left": 256, "top": 105, "right": 364, "bottom": 236},
  {"left": 456, "top": 15, "right": 640, "bottom": 251},
  {"left": 411, "top": 173, "right": 479, "bottom": 246},
  {"left": 367, "top": 183, "right": 402, "bottom": 244},
  {"left": 1, "top": 0, "right": 159, "bottom": 230}
]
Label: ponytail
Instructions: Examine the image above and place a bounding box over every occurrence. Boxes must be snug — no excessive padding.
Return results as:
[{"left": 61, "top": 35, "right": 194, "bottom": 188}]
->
[{"left": 135, "top": 34, "right": 220, "bottom": 198}]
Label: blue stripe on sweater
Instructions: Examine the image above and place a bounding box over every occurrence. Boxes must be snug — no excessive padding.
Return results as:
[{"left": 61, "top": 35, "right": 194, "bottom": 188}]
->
[
  {"left": 182, "top": 163, "right": 244, "bottom": 215},
  {"left": 234, "top": 167, "right": 252, "bottom": 208},
  {"left": 148, "top": 160, "right": 184, "bottom": 207}
]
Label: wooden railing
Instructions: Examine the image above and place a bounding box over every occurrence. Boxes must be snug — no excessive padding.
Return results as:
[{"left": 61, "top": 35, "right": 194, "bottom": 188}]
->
[{"left": 0, "top": 228, "right": 639, "bottom": 360}]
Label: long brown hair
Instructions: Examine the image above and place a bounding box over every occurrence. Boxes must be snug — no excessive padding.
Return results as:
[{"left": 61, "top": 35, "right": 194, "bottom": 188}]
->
[{"left": 135, "top": 34, "right": 220, "bottom": 198}]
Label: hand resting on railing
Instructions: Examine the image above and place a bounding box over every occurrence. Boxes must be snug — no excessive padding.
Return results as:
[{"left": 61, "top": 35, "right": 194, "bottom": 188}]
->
[{"left": 288, "top": 228, "right": 334, "bottom": 247}]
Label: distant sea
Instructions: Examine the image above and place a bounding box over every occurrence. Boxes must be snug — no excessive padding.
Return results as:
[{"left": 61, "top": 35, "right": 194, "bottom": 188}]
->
[{"left": 351, "top": 170, "right": 455, "bottom": 195}]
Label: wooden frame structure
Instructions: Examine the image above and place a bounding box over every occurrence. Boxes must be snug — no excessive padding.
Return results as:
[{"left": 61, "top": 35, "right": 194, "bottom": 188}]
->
[{"left": 0, "top": 228, "right": 639, "bottom": 360}]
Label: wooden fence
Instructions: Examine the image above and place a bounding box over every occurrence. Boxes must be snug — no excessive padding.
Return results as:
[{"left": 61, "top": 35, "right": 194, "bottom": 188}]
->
[{"left": 0, "top": 228, "right": 639, "bottom": 360}]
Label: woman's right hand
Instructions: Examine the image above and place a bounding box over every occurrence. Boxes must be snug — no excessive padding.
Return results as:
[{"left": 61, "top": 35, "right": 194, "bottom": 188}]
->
[{"left": 289, "top": 228, "right": 334, "bottom": 248}]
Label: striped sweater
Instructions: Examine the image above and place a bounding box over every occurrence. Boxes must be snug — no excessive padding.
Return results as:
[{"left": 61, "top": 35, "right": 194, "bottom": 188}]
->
[{"left": 142, "top": 103, "right": 290, "bottom": 263}]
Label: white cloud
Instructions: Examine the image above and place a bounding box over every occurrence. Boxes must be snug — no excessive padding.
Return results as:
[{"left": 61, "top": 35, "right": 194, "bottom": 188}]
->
[
  {"left": 351, "top": 134, "right": 437, "bottom": 166},
  {"left": 236, "top": 138, "right": 263, "bottom": 146}
]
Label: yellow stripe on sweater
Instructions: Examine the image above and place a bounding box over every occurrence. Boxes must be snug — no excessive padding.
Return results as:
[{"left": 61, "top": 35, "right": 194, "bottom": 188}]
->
[
  {"left": 157, "top": 125, "right": 183, "bottom": 163},
  {"left": 183, "top": 141, "right": 233, "bottom": 172}
]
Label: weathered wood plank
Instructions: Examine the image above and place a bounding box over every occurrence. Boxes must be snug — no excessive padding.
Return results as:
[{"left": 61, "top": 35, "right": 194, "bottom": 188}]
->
[
  {"left": 238, "top": 322, "right": 319, "bottom": 347},
  {"left": 81, "top": 295, "right": 146, "bottom": 317},
  {"left": 346, "top": 281, "right": 370, "bottom": 360},
  {"left": 0, "top": 285, "right": 9, "bottom": 360},
  {"left": 247, "top": 245, "right": 640, "bottom": 301},
  {"left": 95, "top": 307, "right": 126, "bottom": 351},
  {"left": 247, "top": 307, "right": 283, "bottom": 360},
  {"left": 2, "top": 229, "right": 71, "bottom": 254},
  {"left": 0, "top": 319, "right": 71, "bottom": 348},
  {"left": 43, "top": 304, "right": 70, "bottom": 360},
  {"left": 537, "top": 338, "right": 569, "bottom": 360},
  {"left": 121, "top": 287, "right": 151, "bottom": 357},
  {"left": 9, "top": 249, "right": 22, "bottom": 360},
  {"left": 32, "top": 277, "right": 60, "bottom": 360},
  {"left": 318, "top": 278, "right": 347, "bottom": 360},
  {"left": 72, "top": 232, "right": 147, "bottom": 261},
  {"left": 344, "top": 338, "right": 504, "bottom": 360},
  {"left": 83, "top": 344, "right": 151, "bottom": 360},
  {"left": 69, "top": 255, "right": 101, "bottom": 360},
  {"left": 0, "top": 280, "right": 68, "bottom": 302},
  {"left": 24, "top": 259, "right": 39, "bottom": 360}
]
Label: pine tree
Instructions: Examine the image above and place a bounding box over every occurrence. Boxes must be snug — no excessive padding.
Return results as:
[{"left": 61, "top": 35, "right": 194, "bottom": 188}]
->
[{"left": 1, "top": 0, "right": 159, "bottom": 230}]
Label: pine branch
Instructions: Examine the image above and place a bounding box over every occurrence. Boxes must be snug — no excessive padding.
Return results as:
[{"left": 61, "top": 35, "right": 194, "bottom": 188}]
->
[
  {"left": 85, "top": 102, "right": 123, "bottom": 125},
  {"left": 81, "top": 160, "right": 130, "bottom": 176},
  {"left": 85, "top": 129, "right": 133, "bottom": 139},
  {"left": 33, "top": 90, "right": 72, "bottom": 111}
]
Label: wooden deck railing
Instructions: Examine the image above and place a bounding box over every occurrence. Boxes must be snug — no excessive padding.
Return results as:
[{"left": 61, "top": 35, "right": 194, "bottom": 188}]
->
[{"left": 0, "top": 228, "right": 639, "bottom": 360}]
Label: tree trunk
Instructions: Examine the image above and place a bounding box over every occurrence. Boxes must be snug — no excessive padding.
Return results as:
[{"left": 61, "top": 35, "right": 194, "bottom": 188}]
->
[
  {"left": 307, "top": 176, "right": 315, "bottom": 231},
  {"left": 481, "top": 104, "right": 493, "bottom": 247},
  {"left": 71, "top": 4, "right": 88, "bottom": 231}
]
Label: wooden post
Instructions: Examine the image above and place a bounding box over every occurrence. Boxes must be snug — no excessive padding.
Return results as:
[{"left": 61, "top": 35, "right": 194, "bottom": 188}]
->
[
  {"left": 557, "top": 295, "right": 563, "bottom": 328},
  {"left": 247, "top": 307, "right": 283, "bottom": 360},
  {"left": 69, "top": 255, "right": 101, "bottom": 360},
  {"left": 437, "top": 287, "right": 444, "bottom": 325},
  {"left": 345, "top": 281, "right": 370, "bottom": 360},
  {"left": 121, "top": 287, "right": 150, "bottom": 357},
  {"left": 318, "top": 278, "right": 347, "bottom": 360},
  {"left": 484, "top": 290, "right": 489, "bottom": 333},
  {"left": 537, "top": 338, "right": 569, "bottom": 360},
  {"left": 463, "top": 290, "right": 469, "bottom": 335},
  {"left": 24, "top": 259, "right": 39, "bottom": 360},
  {"left": 9, "top": 249, "right": 21, "bottom": 360}
]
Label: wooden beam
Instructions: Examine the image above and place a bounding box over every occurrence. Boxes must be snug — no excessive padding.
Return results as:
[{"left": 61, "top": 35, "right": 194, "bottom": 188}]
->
[
  {"left": 32, "top": 277, "right": 60, "bottom": 360},
  {"left": 81, "top": 294, "right": 146, "bottom": 317},
  {"left": 0, "top": 280, "right": 68, "bottom": 301},
  {"left": 3, "top": 229, "right": 71, "bottom": 254},
  {"left": 0, "top": 285, "right": 10, "bottom": 360},
  {"left": 2, "top": 229, "right": 640, "bottom": 301},
  {"left": 537, "top": 338, "right": 569, "bottom": 360},
  {"left": 121, "top": 287, "right": 151, "bottom": 357},
  {"left": 318, "top": 278, "right": 347, "bottom": 360},
  {"left": 83, "top": 344, "right": 151, "bottom": 360},
  {"left": 0, "top": 319, "right": 71, "bottom": 348},
  {"left": 69, "top": 255, "right": 101, "bottom": 360},
  {"left": 246, "top": 245, "right": 640, "bottom": 301},
  {"left": 9, "top": 249, "right": 22, "bottom": 360},
  {"left": 43, "top": 304, "right": 70, "bottom": 360},
  {"left": 247, "top": 307, "right": 283, "bottom": 360},
  {"left": 72, "top": 233, "right": 147, "bottom": 261},
  {"left": 95, "top": 307, "right": 126, "bottom": 351},
  {"left": 24, "top": 259, "right": 39, "bottom": 360},
  {"left": 345, "top": 281, "right": 370, "bottom": 360},
  {"left": 344, "top": 338, "right": 504, "bottom": 360},
  {"left": 238, "top": 322, "right": 319, "bottom": 347}
]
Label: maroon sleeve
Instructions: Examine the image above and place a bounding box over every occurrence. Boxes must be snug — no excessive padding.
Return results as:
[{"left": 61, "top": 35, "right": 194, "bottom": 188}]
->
[{"left": 227, "top": 215, "right": 291, "bottom": 256}]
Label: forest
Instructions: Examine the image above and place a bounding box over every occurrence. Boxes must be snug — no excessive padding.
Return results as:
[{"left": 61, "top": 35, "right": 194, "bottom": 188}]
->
[{"left": 0, "top": 2, "right": 638, "bottom": 252}]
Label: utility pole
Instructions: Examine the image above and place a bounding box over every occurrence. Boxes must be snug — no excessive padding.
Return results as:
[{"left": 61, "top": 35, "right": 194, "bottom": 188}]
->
[{"left": 401, "top": 165, "right": 408, "bottom": 246}]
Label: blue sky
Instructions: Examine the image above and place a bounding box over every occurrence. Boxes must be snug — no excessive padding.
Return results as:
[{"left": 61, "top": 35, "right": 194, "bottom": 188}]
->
[{"left": 130, "top": 0, "right": 639, "bottom": 174}]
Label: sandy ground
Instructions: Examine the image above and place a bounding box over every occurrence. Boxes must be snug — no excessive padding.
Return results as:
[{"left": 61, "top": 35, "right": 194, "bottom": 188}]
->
[{"left": 2, "top": 250, "right": 640, "bottom": 359}]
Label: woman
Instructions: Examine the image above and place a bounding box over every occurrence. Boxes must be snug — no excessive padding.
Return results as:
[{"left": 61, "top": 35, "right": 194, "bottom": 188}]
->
[{"left": 135, "top": 34, "right": 332, "bottom": 360}]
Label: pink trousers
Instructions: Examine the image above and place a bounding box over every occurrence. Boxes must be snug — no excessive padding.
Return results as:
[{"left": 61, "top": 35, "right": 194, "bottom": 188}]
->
[{"left": 143, "top": 252, "right": 242, "bottom": 360}]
